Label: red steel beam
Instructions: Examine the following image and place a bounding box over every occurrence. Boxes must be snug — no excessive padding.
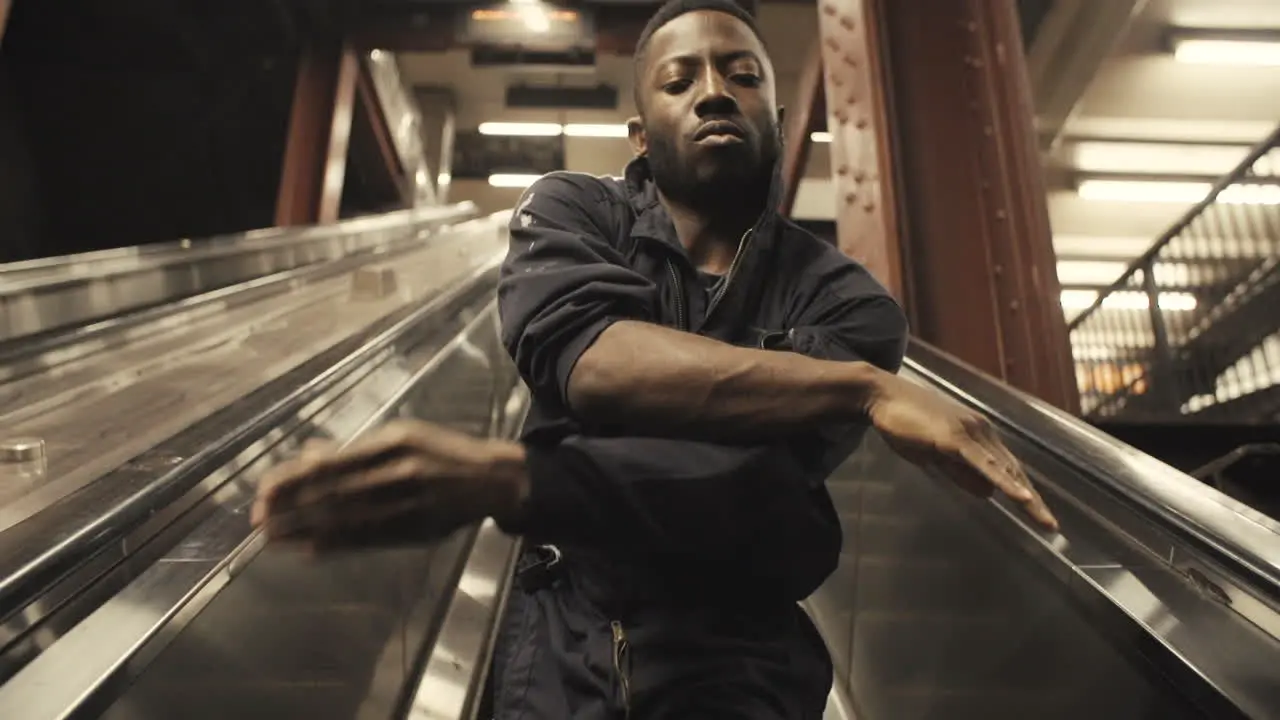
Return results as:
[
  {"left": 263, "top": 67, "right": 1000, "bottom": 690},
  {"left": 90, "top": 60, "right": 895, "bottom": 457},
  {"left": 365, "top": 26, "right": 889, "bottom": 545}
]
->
[
  {"left": 275, "top": 41, "right": 359, "bottom": 226},
  {"left": 355, "top": 59, "right": 409, "bottom": 203},
  {"left": 778, "top": 42, "right": 823, "bottom": 217},
  {"left": 0, "top": 0, "right": 11, "bottom": 46},
  {"left": 816, "top": 0, "right": 904, "bottom": 299},
  {"left": 878, "top": 0, "right": 1078, "bottom": 411}
]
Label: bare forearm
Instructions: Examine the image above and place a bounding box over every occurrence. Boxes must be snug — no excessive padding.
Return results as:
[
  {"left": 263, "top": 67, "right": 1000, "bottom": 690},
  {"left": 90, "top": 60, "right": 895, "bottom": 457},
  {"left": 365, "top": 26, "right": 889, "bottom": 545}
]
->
[{"left": 567, "top": 320, "right": 886, "bottom": 441}]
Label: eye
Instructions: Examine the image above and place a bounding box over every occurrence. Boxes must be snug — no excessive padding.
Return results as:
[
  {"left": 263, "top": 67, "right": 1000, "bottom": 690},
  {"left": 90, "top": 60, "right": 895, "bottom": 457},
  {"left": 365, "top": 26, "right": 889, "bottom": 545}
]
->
[
  {"left": 662, "top": 79, "right": 692, "bottom": 94},
  {"left": 731, "top": 73, "right": 761, "bottom": 88}
]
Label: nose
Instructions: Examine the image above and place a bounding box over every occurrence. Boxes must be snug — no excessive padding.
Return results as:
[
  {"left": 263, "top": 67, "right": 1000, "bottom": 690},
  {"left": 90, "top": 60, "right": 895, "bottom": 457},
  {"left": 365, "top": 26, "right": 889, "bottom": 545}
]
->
[{"left": 693, "top": 69, "right": 739, "bottom": 118}]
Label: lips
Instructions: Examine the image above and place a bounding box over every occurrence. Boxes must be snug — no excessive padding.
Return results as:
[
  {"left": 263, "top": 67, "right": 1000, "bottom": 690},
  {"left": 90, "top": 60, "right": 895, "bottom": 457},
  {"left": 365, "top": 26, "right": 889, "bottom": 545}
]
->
[{"left": 693, "top": 120, "right": 746, "bottom": 142}]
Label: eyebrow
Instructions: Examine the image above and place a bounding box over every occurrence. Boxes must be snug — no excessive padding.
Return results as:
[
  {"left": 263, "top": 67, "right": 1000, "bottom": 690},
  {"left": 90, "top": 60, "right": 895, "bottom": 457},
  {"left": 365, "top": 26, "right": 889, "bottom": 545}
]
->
[{"left": 658, "top": 49, "right": 764, "bottom": 72}]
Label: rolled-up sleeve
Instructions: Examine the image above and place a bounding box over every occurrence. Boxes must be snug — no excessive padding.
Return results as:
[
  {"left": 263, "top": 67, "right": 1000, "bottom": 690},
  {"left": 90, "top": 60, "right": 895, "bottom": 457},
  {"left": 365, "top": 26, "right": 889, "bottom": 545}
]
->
[{"left": 497, "top": 173, "right": 659, "bottom": 410}]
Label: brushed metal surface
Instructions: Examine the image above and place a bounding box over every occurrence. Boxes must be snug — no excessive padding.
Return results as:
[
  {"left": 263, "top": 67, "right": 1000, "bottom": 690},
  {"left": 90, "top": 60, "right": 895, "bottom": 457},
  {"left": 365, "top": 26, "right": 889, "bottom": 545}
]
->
[
  {"left": 0, "top": 286, "right": 521, "bottom": 720},
  {"left": 0, "top": 204, "right": 478, "bottom": 342},
  {"left": 807, "top": 356, "right": 1280, "bottom": 719}
]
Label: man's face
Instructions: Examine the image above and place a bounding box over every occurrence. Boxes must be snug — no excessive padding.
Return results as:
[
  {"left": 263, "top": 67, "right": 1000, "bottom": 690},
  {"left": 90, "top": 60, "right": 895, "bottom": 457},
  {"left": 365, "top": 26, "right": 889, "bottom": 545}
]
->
[{"left": 630, "top": 11, "right": 780, "bottom": 205}]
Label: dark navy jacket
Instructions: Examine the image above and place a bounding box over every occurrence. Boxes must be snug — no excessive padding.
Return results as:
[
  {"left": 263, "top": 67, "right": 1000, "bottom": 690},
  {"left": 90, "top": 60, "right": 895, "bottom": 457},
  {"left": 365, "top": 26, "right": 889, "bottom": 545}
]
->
[{"left": 497, "top": 157, "right": 908, "bottom": 605}]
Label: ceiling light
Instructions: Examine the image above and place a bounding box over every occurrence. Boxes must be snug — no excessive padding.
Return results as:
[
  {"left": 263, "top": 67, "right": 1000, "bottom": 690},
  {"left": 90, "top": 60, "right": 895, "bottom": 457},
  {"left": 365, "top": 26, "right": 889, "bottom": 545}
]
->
[
  {"left": 1172, "top": 38, "right": 1280, "bottom": 67},
  {"left": 563, "top": 124, "right": 629, "bottom": 138},
  {"left": 1078, "top": 179, "right": 1280, "bottom": 205},
  {"left": 488, "top": 173, "right": 542, "bottom": 188},
  {"left": 1059, "top": 289, "right": 1197, "bottom": 311},
  {"left": 1070, "top": 141, "right": 1249, "bottom": 176},
  {"left": 521, "top": 6, "right": 551, "bottom": 33},
  {"left": 1219, "top": 183, "right": 1280, "bottom": 205},
  {"left": 1077, "top": 179, "right": 1211, "bottom": 203},
  {"left": 478, "top": 122, "right": 563, "bottom": 137},
  {"left": 810, "top": 131, "right": 832, "bottom": 143},
  {"left": 1055, "top": 260, "right": 1130, "bottom": 286}
]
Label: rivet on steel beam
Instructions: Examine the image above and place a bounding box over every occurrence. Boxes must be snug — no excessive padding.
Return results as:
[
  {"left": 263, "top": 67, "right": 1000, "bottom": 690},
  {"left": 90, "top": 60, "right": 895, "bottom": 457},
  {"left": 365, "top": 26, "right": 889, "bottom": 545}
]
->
[
  {"left": 837, "top": 165, "right": 850, "bottom": 176},
  {"left": 854, "top": 170, "right": 866, "bottom": 182},
  {"left": 840, "top": 15, "right": 855, "bottom": 30},
  {"left": 863, "top": 201, "right": 876, "bottom": 212},
  {"left": 966, "top": 21, "right": 978, "bottom": 32},
  {"left": 1009, "top": 300, "right": 1021, "bottom": 311},
  {"left": 856, "top": 117, "right": 868, "bottom": 129},
  {"left": 995, "top": 209, "right": 1007, "bottom": 220},
  {"left": 826, "top": 37, "right": 840, "bottom": 51},
  {"left": 843, "top": 54, "right": 858, "bottom": 67},
  {"left": 823, "top": 3, "right": 837, "bottom": 15},
  {"left": 835, "top": 109, "right": 849, "bottom": 124},
  {"left": 993, "top": 264, "right": 1004, "bottom": 276},
  {"left": 832, "top": 74, "right": 845, "bottom": 87},
  {"left": 983, "top": 125, "right": 994, "bottom": 136},
  {"left": 845, "top": 192, "right": 858, "bottom": 205}
]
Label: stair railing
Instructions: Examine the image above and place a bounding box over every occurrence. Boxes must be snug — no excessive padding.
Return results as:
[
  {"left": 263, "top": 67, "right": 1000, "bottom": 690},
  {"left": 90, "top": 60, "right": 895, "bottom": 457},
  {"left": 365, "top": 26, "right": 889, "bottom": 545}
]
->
[{"left": 1069, "top": 125, "right": 1280, "bottom": 422}]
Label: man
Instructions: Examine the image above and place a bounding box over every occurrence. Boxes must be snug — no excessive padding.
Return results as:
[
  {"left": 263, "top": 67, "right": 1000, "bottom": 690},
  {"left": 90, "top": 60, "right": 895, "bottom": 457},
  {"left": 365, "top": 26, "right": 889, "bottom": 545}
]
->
[{"left": 251, "top": 1, "right": 1058, "bottom": 717}]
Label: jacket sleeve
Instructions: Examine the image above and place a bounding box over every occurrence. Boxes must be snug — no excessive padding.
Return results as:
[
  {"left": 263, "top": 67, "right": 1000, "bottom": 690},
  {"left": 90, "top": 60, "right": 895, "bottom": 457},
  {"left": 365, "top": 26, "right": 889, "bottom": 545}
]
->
[
  {"left": 504, "top": 257, "right": 910, "bottom": 599},
  {"left": 497, "top": 173, "right": 659, "bottom": 411}
]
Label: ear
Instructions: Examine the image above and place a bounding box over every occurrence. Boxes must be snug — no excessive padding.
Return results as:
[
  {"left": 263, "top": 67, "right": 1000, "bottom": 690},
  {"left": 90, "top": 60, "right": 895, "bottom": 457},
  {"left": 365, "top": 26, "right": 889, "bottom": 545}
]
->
[{"left": 626, "top": 116, "right": 647, "bottom": 157}]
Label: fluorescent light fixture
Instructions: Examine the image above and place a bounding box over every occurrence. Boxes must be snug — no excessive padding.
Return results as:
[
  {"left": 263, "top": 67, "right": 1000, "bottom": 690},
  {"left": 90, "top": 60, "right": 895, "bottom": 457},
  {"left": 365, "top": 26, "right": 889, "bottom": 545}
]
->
[
  {"left": 1219, "top": 183, "right": 1280, "bottom": 205},
  {"left": 1078, "top": 179, "right": 1280, "bottom": 205},
  {"left": 521, "top": 6, "right": 551, "bottom": 32},
  {"left": 1077, "top": 179, "right": 1211, "bottom": 203},
  {"left": 478, "top": 122, "right": 562, "bottom": 136},
  {"left": 563, "top": 123, "right": 629, "bottom": 138},
  {"left": 370, "top": 49, "right": 385, "bottom": 61},
  {"left": 810, "top": 131, "right": 833, "bottom": 143},
  {"left": 488, "top": 173, "right": 542, "bottom": 188},
  {"left": 437, "top": 172, "right": 452, "bottom": 186},
  {"left": 1173, "top": 38, "right": 1280, "bottom": 67},
  {"left": 1070, "top": 141, "right": 1249, "bottom": 176},
  {"left": 1059, "top": 289, "right": 1197, "bottom": 311},
  {"left": 1055, "top": 260, "right": 1130, "bottom": 287}
]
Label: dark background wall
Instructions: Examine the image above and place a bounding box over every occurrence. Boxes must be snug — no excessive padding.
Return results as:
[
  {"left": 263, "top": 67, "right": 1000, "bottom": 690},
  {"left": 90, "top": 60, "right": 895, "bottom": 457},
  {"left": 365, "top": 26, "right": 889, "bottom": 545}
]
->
[{"left": 0, "top": 0, "right": 308, "bottom": 261}]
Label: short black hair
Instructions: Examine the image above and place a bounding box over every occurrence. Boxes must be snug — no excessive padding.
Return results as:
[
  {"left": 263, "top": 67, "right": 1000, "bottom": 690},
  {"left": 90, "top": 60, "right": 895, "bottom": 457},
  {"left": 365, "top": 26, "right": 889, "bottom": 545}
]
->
[{"left": 632, "top": 0, "right": 764, "bottom": 111}]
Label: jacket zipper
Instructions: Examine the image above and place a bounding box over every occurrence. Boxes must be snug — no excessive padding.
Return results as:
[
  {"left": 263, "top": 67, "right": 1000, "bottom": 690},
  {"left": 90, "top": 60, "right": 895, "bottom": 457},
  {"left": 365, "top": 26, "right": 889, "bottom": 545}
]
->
[
  {"left": 665, "top": 259, "right": 688, "bottom": 330},
  {"left": 611, "top": 620, "right": 632, "bottom": 717},
  {"left": 705, "top": 227, "right": 754, "bottom": 320}
]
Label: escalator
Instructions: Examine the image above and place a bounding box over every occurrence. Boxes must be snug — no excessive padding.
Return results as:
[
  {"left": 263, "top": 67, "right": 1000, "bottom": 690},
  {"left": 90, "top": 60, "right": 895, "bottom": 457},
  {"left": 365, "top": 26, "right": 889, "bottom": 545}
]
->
[{"left": 1, "top": 218, "right": 1278, "bottom": 719}]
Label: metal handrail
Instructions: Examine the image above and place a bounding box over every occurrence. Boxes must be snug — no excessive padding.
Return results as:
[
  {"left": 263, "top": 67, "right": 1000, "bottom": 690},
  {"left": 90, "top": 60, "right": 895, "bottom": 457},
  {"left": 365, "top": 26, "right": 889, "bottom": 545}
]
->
[
  {"left": 907, "top": 338, "right": 1280, "bottom": 598},
  {"left": 1067, "top": 123, "right": 1280, "bottom": 333},
  {"left": 0, "top": 204, "right": 477, "bottom": 289},
  {"left": 0, "top": 240, "right": 505, "bottom": 629}
]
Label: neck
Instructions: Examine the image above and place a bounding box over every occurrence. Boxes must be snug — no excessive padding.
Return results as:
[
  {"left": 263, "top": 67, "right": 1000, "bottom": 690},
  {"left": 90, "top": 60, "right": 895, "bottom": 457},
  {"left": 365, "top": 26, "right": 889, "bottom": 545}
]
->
[{"left": 659, "top": 194, "right": 758, "bottom": 274}]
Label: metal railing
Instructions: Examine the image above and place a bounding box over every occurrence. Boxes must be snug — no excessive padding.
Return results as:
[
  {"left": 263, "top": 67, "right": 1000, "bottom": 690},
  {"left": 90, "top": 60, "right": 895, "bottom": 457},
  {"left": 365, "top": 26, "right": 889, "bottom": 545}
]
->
[{"left": 1069, "top": 126, "right": 1280, "bottom": 423}]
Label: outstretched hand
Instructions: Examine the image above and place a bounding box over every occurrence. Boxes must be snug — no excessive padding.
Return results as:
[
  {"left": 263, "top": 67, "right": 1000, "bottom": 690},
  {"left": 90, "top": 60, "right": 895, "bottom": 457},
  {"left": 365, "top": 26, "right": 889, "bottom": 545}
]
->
[
  {"left": 866, "top": 374, "right": 1059, "bottom": 532},
  {"left": 250, "top": 421, "right": 529, "bottom": 552}
]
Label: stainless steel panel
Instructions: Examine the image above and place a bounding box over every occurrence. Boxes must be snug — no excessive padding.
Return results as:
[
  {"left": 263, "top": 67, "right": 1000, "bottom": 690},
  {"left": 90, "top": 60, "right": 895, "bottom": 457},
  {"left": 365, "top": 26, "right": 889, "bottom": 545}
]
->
[
  {"left": 0, "top": 290, "right": 527, "bottom": 719},
  {"left": 809, "top": 385, "right": 1280, "bottom": 719},
  {"left": 0, "top": 204, "right": 480, "bottom": 342},
  {"left": 0, "top": 222, "right": 507, "bottom": 535},
  {"left": 905, "top": 340, "right": 1280, "bottom": 598}
]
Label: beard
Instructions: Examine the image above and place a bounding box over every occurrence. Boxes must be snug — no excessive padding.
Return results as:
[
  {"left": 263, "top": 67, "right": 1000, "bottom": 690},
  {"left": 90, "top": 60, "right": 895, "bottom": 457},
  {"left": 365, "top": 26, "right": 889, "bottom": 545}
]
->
[{"left": 645, "top": 123, "right": 779, "bottom": 215}]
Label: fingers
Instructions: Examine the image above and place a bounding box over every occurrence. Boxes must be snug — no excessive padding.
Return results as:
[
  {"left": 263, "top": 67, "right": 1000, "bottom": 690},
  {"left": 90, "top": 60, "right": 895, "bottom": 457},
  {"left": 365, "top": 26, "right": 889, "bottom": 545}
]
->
[
  {"left": 255, "top": 454, "right": 426, "bottom": 539},
  {"left": 955, "top": 422, "right": 1058, "bottom": 532}
]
